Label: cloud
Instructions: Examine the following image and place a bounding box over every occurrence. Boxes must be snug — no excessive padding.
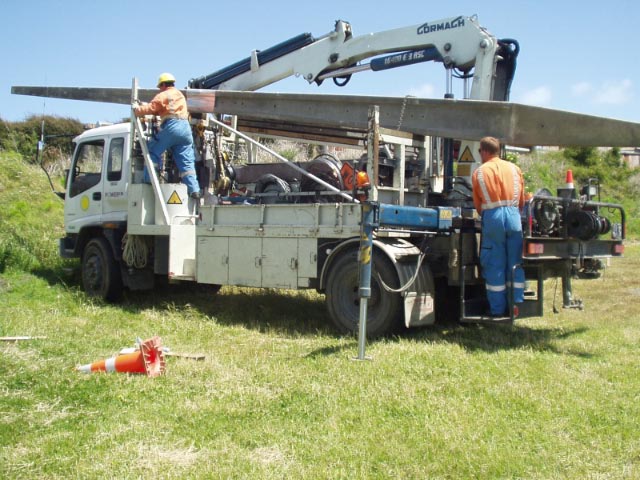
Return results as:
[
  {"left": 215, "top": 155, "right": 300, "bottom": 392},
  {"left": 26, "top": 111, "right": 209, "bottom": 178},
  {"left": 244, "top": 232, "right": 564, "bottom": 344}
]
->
[
  {"left": 571, "top": 79, "right": 633, "bottom": 105},
  {"left": 519, "top": 86, "right": 552, "bottom": 106},
  {"left": 571, "top": 82, "right": 592, "bottom": 96},
  {"left": 593, "top": 79, "right": 633, "bottom": 105},
  {"left": 407, "top": 83, "right": 436, "bottom": 98}
]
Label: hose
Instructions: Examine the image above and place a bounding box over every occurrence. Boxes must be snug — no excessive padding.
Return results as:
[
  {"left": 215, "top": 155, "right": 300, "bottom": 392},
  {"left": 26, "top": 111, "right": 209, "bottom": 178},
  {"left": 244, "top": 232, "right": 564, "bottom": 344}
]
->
[{"left": 377, "top": 250, "right": 428, "bottom": 294}]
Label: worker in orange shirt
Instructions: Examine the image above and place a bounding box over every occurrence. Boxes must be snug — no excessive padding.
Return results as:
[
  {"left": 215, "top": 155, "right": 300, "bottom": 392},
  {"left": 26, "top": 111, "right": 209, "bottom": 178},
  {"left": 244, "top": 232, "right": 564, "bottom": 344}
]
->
[
  {"left": 134, "top": 73, "right": 201, "bottom": 199},
  {"left": 472, "top": 136, "right": 525, "bottom": 317}
]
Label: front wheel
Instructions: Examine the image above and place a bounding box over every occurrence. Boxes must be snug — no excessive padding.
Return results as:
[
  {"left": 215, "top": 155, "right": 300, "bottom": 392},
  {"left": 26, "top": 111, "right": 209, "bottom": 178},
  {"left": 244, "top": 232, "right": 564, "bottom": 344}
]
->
[
  {"left": 82, "top": 237, "right": 122, "bottom": 301},
  {"left": 325, "top": 249, "right": 402, "bottom": 338}
]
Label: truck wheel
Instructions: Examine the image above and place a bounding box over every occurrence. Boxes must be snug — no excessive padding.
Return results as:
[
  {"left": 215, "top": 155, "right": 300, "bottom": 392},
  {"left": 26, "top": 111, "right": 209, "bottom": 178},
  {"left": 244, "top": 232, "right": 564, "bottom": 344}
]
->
[
  {"left": 82, "top": 237, "right": 122, "bottom": 301},
  {"left": 325, "top": 250, "right": 402, "bottom": 338}
]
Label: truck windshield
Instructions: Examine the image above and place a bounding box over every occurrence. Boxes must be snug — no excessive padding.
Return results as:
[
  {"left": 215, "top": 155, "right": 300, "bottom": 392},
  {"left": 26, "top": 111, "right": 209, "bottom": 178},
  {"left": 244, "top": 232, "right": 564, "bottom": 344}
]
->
[{"left": 69, "top": 139, "right": 104, "bottom": 197}]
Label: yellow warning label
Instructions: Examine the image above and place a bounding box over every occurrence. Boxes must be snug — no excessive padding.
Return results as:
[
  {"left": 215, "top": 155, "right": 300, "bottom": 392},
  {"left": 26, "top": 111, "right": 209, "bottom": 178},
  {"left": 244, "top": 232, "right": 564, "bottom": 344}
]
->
[
  {"left": 80, "top": 195, "right": 90, "bottom": 211},
  {"left": 167, "top": 191, "right": 182, "bottom": 205},
  {"left": 457, "top": 163, "right": 472, "bottom": 177},
  {"left": 459, "top": 146, "right": 475, "bottom": 163}
]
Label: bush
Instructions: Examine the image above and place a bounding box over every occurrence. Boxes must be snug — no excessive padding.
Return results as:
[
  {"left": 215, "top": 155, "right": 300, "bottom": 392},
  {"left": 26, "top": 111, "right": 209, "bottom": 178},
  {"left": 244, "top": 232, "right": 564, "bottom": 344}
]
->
[
  {"left": 0, "top": 152, "right": 70, "bottom": 275},
  {"left": 519, "top": 147, "right": 640, "bottom": 237},
  {"left": 0, "top": 115, "right": 83, "bottom": 162}
]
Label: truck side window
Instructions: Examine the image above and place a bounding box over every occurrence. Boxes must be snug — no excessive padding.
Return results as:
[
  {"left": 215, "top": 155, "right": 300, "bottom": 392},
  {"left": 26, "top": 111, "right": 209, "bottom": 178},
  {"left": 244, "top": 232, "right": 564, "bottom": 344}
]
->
[
  {"left": 69, "top": 140, "right": 104, "bottom": 198},
  {"left": 107, "top": 137, "right": 124, "bottom": 182}
]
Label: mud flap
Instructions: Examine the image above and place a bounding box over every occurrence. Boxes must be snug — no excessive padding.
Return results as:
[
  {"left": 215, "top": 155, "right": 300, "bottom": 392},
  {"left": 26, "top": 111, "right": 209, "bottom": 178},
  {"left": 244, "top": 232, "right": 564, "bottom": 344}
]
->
[{"left": 404, "top": 291, "right": 435, "bottom": 328}]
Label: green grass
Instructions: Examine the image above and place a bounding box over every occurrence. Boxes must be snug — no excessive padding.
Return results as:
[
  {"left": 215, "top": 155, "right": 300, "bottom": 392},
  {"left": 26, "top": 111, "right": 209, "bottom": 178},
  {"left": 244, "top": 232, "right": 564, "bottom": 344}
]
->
[{"left": 1, "top": 154, "right": 640, "bottom": 478}]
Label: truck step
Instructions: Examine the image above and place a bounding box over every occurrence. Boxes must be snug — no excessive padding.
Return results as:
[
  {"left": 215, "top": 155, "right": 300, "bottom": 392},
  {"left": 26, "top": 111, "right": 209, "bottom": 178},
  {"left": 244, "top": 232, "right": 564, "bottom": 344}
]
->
[{"left": 459, "top": 314, "right": 514, "bottom": 325}]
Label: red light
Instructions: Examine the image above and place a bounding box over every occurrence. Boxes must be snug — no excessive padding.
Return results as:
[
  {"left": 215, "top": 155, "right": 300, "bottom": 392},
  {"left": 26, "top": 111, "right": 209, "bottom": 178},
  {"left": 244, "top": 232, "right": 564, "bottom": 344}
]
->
[
  {"left": 527, "top": 243, "right": 544, "bottom": 255},
  {"left": 614, "top": 244, "right": 624, "bottom": 254}
]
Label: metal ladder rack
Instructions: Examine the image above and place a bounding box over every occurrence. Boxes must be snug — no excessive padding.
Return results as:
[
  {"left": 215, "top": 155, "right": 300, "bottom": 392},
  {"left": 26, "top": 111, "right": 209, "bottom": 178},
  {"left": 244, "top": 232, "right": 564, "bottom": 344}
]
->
[{"left": 129, "top": 78, "right": 170, "bottom": 225}]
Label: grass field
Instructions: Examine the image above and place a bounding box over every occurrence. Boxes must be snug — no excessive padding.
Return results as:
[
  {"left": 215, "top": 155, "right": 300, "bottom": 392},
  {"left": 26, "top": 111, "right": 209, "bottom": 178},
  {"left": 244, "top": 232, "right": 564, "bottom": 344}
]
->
[{"left": 1, "top": 155, "right": 639, "bottom": 478}]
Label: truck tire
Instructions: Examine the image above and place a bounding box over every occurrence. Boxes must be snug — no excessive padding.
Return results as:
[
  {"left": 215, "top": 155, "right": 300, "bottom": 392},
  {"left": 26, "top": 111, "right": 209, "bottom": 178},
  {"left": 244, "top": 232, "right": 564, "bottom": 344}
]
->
[
  {"left": 255, "top": 174, "right": 291, "bottom": 204},
  {"left": 325, "top": 249, "right": 402, "bottom": 338},
  {"left": 82, "top": 237, "right": 123, "bottom": 301}
]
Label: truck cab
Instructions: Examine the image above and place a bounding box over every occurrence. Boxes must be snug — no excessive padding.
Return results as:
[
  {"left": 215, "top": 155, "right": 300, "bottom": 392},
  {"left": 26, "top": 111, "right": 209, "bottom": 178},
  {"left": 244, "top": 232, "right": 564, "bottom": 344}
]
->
[{"left": 63, "top": 124, "right": 130, "bottom": 236}]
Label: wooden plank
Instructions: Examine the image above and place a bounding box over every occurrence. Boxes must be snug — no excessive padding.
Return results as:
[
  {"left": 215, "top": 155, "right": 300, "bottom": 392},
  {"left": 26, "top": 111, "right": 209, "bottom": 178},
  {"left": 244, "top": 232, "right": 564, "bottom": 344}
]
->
[
  {"left": 11, "top": 86, "right": 159, "bottom": 104},
  {"left": 0, "top": 336, "right": 47, "bottom": 342},
  {"left": 11, "top": 86, "right": 640, "bottom": 147},
  {"left": 210, "top": 91, "right": 640, "bottom": 147},
  {"left": 239, "top": 118, "right": 367, "bottom": 138},
  {"left": 164, "top": 352, "right": 206, "bottom": 361},
  {"left": 239, "top": 124, "right": 363, "bottom": 146}
]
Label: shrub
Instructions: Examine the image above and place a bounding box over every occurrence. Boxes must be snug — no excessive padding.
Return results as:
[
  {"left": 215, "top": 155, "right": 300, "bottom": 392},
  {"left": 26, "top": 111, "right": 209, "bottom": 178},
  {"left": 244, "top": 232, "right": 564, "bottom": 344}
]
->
[{"left": 0, "top": 115, "right": 83, "bottom": 162}]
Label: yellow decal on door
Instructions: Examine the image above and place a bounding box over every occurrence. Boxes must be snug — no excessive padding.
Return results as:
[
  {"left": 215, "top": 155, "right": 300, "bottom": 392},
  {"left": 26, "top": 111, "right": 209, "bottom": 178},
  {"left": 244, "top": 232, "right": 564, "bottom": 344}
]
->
[{"left": 80, "top": 195, "right": 90, "bottom": 210}]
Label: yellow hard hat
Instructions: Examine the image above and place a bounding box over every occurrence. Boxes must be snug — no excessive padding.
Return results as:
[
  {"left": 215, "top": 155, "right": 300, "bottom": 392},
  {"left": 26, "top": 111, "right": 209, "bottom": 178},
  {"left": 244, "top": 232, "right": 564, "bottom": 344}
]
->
[{"left": 157, "top": 72, "right": 176, "bottom": 87}]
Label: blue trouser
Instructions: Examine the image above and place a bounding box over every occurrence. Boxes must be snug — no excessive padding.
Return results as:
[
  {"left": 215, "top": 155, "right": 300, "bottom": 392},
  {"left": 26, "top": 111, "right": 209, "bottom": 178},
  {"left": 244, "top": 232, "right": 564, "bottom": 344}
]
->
[
  {"left": 144, "top": 118, "right": 200, "bottom": 194},
  {"left": 480, "top": 206, "right": 525, "bottom": 315}
]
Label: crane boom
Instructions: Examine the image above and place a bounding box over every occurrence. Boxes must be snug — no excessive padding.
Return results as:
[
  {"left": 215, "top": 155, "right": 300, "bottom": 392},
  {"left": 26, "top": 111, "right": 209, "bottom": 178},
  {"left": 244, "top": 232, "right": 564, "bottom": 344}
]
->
[{"left": 188, "top": 16, "right": 508, "bottom": 102}]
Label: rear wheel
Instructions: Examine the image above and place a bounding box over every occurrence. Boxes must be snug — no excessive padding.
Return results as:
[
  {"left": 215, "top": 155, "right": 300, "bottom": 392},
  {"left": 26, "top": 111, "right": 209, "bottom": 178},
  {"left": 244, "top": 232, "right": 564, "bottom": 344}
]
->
[
  {"left": 82, "top": 237, "right": 122, "bottom": 301},
  {"left": 325, "top": 249, "right": 402, "bottom": 338}
]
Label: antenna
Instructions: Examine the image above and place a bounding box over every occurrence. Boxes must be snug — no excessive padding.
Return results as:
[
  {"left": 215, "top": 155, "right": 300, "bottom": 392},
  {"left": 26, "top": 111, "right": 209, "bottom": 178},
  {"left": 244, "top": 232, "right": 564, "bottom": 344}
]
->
[{"left": 36, "top": 92, "right": 68, "bottom": 199}]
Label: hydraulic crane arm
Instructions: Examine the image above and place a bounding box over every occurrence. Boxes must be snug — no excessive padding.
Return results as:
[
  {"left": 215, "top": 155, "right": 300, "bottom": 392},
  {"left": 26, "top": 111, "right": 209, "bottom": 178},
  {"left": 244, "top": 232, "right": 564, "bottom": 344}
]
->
[{"left": 189, "top": 16, "right": 509, "bottom": 101}]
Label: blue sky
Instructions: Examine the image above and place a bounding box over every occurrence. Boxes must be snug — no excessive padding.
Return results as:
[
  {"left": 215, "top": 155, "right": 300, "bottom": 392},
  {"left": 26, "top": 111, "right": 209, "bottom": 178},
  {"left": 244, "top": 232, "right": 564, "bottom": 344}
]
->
[{"left": 2, "top": 0, "right": 639, "bottom": 124}]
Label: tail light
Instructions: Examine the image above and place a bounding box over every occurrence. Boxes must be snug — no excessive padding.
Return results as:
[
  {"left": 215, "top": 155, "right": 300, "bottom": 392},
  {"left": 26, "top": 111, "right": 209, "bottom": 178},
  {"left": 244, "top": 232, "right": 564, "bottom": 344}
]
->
[{"left": 527, "top": 243, "right": 544, "bottom": 255}]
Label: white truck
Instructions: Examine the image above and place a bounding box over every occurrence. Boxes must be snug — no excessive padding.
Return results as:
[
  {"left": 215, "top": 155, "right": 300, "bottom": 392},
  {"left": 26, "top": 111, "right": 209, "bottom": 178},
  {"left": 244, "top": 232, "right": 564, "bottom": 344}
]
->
[{"left": 13, "top": 15, "right": 631, "bottom": 336}]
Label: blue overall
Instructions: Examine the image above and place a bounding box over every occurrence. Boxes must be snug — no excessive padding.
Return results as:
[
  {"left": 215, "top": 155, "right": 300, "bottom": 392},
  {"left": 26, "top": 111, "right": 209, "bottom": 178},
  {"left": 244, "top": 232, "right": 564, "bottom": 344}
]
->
[
  {"left": 480, "top": 206, "right": 525, "bottom": 315},
  {"left": 144, "top": 118, "right": 200, "bottom": 194}
]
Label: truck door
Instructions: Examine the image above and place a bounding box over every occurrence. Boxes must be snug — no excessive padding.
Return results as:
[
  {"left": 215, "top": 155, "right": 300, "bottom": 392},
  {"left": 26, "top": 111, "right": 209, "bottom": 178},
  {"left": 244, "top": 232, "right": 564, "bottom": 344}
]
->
[
  {"left": 102, "top": 135, "right": 128, "bottom": 219},
  {"left": 64, "top": 138, "right": 105, "bottom": 234}
]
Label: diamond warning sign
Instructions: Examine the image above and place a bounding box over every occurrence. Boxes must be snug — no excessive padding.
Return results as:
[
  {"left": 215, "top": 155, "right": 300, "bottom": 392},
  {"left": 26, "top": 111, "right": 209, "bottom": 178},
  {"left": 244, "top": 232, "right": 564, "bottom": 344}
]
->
[
  {"left": 458, "top": 146, "right": 475, "bottom": 163},
  {"left": 167, "top": 191, "right": 182, "bottom": 205}
]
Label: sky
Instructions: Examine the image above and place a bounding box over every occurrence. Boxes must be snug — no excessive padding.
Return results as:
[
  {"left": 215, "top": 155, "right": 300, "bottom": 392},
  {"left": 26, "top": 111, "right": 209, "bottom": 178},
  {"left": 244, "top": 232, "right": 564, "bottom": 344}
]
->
[{"left": 2, "top": 0, "right": 639, "bottom": 125}]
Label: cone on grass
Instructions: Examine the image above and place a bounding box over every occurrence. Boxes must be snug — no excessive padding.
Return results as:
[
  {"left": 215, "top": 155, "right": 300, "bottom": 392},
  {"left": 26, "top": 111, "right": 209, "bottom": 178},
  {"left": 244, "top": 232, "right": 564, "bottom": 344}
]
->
[{"left": 77, "top": 336, "right": 166, "bottom": 377}]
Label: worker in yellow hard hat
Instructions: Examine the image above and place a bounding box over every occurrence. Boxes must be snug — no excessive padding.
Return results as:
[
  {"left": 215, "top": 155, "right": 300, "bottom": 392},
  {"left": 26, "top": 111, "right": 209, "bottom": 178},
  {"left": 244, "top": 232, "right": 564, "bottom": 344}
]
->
[
  {"left": 134, "top": 73, "right": 201, "bottom": 199},
  {"left": 156, "top": 72, "right": 176, "bottom": 87}
]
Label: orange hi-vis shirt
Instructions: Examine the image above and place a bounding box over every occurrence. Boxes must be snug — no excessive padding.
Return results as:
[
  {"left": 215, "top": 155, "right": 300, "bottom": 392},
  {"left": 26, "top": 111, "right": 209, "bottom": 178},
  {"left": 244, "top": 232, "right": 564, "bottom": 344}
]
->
[
  {"left": 472, "top": 156, "right": 525, "bottom": 214},
  {"left": 135, "top": 86, "right": 189, "bottom": 121}
]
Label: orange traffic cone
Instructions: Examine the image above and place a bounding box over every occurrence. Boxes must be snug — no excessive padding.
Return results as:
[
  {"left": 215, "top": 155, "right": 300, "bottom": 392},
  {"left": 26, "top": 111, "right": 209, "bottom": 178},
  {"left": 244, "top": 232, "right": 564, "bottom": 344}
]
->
[
  {"left": 77, "top": 336, "right": 166, "bottom": 377},
  {"left": 565, "top": 169, "right": 574, "bottom": 189}
]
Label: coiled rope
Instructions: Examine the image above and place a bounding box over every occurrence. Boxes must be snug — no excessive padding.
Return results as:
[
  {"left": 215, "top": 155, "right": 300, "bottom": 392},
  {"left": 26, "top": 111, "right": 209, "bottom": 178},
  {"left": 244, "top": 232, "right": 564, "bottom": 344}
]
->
[{"left": 122, "top": 233, "right": 149, "bottom": 269}]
